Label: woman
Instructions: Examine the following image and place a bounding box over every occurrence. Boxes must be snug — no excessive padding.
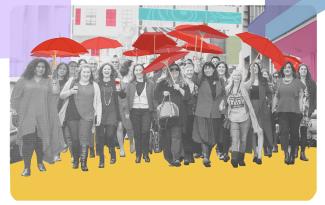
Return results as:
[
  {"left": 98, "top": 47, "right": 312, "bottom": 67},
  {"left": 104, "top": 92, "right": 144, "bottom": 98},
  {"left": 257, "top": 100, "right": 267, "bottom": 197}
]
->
[
  {"left": 297, "top": 64, "right": 316, "bottom": 161},
  {"left": 59, "top": 64, "right": 102, "bottom": 171},
  {"left": 192, "top": 62, "right": 225, "bottom": 167},
  {"left": 226, "top": 67, "right": 262, "bottom": 168},
  {"left": 68, "top": 61, "right": 78, "bottom": 78},
  {"left": 272, "top": 62, "right": 305, "bottom": 165},
  {"left": 154, "top": 64, "right": 190, "bottom": 167},
  {"left": 52, "top": 63, "right": 71, "bottom": 161},
  {"left": 115, "top": 59, "right": 135, "bottom": 156},
  {"left": 125, "top": 64, "right": 155, "bottom": 163},
  {"left": 182, "top": 62, "right": 201, "bottom": 165},
  {"left": 96, "top": 63, "right": 121, "bottom": 167},
  {"left": 11, "top": 58, "right": 66, "bottom": 176},
  {"left": 215, "top": 61, "right": 231, "bottom": 162},
  {"left": 245, "top": 63, "right": 273, "bottom": 165}
]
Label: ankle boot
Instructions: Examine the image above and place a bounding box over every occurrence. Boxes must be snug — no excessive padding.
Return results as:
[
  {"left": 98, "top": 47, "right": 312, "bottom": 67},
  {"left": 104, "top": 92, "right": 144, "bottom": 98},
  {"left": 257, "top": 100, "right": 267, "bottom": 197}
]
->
[
  {"left": 80, "top": 145, "right": 89, "bottom": 171},
  {"left": 109, "top": 147, "right": 116, "bottom": 164},
  {"left": 231, "top": 152, "right": 238, "bottom": 168},
  {"left": 238, "top": 152, "right": 246, "bottom": 166},
  {"left": 300, "top": 151, "right": 309, "bottom": 161}
]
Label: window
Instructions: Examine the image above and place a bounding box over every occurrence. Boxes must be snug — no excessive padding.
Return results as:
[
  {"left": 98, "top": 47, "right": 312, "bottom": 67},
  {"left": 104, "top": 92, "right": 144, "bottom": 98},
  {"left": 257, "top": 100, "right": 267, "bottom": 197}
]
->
[
  {"left": 85, "top": 9, "right": 96, "bottom": 26},
  {"left": 75, "top": 8, "right": 81, "bottom": 25},
  {"left": 106, "top": 9, "right": 116, "bottom": 27}
]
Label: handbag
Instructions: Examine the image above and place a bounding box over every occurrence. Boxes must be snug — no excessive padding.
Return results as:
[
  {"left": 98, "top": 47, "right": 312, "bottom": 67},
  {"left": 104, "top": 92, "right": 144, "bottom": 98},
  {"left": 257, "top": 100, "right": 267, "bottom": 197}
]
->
[{"left": 156, "top": 95, "right": 179, "bottom": 120}]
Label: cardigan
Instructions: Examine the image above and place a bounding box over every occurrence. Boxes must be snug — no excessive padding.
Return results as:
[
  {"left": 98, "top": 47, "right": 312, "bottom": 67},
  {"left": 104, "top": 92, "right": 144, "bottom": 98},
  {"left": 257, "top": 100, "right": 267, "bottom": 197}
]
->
[{"left": 59, "top": 77, "right": 102, "bottom": 125}]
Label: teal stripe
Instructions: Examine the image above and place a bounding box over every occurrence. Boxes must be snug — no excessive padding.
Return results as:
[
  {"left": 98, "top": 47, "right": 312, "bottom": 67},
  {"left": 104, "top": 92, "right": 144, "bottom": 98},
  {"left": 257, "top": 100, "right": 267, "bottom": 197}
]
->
[{"left": 139, "top": 8, "right": 241, "bottom": 24}]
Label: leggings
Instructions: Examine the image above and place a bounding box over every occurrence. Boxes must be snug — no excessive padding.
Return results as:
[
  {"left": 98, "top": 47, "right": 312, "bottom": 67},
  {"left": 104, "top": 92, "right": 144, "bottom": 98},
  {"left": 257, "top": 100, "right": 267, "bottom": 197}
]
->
[{"left": 21, "top": 130, "right": 43, "bottom": 169}]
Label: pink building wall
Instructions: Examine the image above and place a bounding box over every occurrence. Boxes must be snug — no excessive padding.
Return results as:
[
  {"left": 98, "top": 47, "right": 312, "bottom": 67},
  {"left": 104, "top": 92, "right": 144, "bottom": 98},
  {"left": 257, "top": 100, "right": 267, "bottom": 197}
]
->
[{"left": 274, "top": 20, "right": 317, "bottom": 81}]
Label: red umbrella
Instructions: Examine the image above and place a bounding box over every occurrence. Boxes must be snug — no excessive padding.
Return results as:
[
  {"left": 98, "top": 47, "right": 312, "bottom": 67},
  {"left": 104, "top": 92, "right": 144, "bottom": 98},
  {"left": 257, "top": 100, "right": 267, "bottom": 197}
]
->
[
  {"left": 175, "top": 24, "right": 228, "bottom": 39},
  {"left": 236, "top": 32, "right": 285, "bottom": 66},
  {"left": 182, "top": 42, "right": 223, "bottom": 55},
  {"left": 123, "top": 49, "right": 154, "bottom": 57},
  {"left": 123, "top": 46, "right": 183, "bottom": 57},
  {"left": 274, "top": 55, "right": 302, "bottom": 71},
  {"left": 31, "top": 37, "right": 88, "bottom": 68},
  {"left": 133, "top": 32, "right": 177, "bottom": 53},
  {"left": 143, "top": 51, "right": 189, "bottom": 75},
  {"left": 81, "top": 36, "right": 122, "bottom": 50},
  {"left": 31, "top": 50, "right": 81, "bottom": 57}
]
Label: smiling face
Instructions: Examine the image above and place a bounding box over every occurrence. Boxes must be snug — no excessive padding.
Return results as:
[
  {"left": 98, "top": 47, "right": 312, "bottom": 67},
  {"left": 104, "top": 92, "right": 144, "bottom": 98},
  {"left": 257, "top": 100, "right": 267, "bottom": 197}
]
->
[
  {"left": 283, "top": 63, "right": 294, "bottom": 77},
  {"left": 111, "top": 57, "right": 120, "bottom": 70},
  {"left": 34, "top": 62, "right": 46, "bottom": 77},
  {"left": 80, "top": 66, "right": 92, "bottom": 82},
  {"left": 102, "top": 65, "right": 112, "bottom": 79},
  {"left": 232, "top": 70, "right": 242, "bottom": 84},
  {"left": 252, "top": 63, "right": 259, "bottom": 74},
  {"left": 217, "top": 63, "right": 226, "bottom": 76},
  {"left": 203, "top": 65, "right": 214, "bottom": 77},
  {"left": 134, "top": 65, "right": 144, "bottom": 80},
  {"left": 299, "top": 65, "right": 308, "bottom": 78},
  {"left": 184, "top": 64, "right": 194, "bottom": 79}
]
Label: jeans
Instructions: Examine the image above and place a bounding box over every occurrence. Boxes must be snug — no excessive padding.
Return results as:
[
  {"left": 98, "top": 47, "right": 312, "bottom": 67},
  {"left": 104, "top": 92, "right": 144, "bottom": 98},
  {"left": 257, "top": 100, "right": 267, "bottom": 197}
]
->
[
  {"left": 22, "top": 130, "right": 43, "bottom": 169},
  {"left": 130, "top": 109, "right": 151, "bottom": 158},
  {"left": 67, "top": 119, "right": 93, "bottom": 146},
  {"left": 230, "top": 119, "right": 251, "bottom": 153},
  {"left": 160, "top": 125, "right": 182, "bottom": 163}
]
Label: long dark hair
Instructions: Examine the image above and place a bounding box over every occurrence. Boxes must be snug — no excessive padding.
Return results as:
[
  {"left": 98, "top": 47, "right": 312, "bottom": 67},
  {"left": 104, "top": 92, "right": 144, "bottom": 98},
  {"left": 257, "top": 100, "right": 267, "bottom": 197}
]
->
[
  {"left": 54, "top": 62, "right": 69, "bottom": 82},
  {"left": 215, "top": 61, "right": 230, "bottom": 79},
  {"left": 297, "top": 63, "right": 314, "bottom": 97},
  {"left": 98, "top": 63, "right": 117, "bottom": 83},
  {"left": 200, "top": 62, "right": 219, "bottom": 99},
  {"left": 76, "top": 64, "right": 94, "bottom": 84},
  {"left": 131, "top": 64, "right": 147, "bottom": 82},
  {"left": 280, "top": 62, "right": 297, "bottom": 78},
  {"left": 22, "top": 58, "right": 51, "bottom": 79},
  {"left": 245, "top": 62, "right": 267, "bottom": 85}
]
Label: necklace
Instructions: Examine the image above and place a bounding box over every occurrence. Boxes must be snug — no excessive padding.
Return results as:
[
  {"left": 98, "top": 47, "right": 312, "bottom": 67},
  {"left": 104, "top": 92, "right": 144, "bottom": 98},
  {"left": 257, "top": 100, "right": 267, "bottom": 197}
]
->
[
  {"left": 103, "top": 83, "right": 113, "bottom": 106},
  {"left": 283, "top": 77, "right": 293, "bottom": 84}
]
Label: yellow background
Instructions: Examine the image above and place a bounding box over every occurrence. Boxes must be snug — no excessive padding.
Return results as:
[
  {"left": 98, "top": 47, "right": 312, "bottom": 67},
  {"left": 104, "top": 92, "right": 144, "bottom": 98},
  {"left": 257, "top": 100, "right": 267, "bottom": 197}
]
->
[{"left": 10, "top": 142, "right": 316, "bottom": 200}]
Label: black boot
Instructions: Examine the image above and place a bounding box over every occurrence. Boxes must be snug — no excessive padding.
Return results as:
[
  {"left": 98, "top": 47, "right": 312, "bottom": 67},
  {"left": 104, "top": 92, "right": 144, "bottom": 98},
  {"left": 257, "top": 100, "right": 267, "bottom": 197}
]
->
[
  {"left": 143, "top": 154, "right": 150, "bottom": 163},
  {"left": 223, "top": 153, "right": 230, "bottom": 162},
  {"left": 135, "top": 155, "right": 141, "bottom": 163},
  {"left": 289, "top": 149, "right": 295, "bottom": 165},
  {"left": 72, "top": 144, "right": 80, "bottom": 169},
  {"left": 231, "top": 152, "right": 238, "bottom": 168},
  {"left": 109, "top": 147, "right": 116, "bottom": 164},
  {"left": 294, "top": 147, "right": 298, "bottom": 158},
  {"left": 300, "top": 151, "right": 309, "bottom": 161},
  {"left": 80, "top": 145, "right": 89, "bottom": 171},
  {"left": 89, "top": 146, "right": 95, "bottom": 158},
  {"left": 238, "top": 152, "right": 246, "bottom": 166},
  {"left": 284, "top": 151, "right": 290, "bottom": 165}
]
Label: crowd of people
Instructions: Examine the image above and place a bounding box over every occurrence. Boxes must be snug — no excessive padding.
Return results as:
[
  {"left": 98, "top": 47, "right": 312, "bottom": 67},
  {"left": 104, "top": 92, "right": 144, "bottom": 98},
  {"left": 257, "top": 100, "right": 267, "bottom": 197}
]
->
[{"left": 10, "top": 54, "right": 317, "bottom": 176}]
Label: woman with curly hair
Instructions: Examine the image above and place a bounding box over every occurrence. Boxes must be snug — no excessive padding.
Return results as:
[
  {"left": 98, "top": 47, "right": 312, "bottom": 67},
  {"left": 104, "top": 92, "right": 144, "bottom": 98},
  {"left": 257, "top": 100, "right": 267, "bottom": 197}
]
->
[{"left": 11, "top": 58, "right": 66, "bottom": 176}]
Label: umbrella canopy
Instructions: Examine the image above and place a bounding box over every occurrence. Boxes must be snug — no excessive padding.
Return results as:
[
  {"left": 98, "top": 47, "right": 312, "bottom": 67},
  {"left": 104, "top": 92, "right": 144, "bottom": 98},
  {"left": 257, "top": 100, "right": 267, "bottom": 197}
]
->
[
  {"left": 182, "top": 42, "right": 223, "bottom": 55},
  {"left": 132, "top": 32, "right": 177, "bottom": 52},
  {"left": 274, "top": 55, "right": 302, "bottom": 71},
  {"left": 123, "top": 46, "right": 183, "bottom": 57},
  {"left": 143, "top": 51, "right": 189, "bottom": 74},
  {"left": 31, "top": 37, "right": 88, "bottom": 56},
  {"left": 81, "top": 36, "right": 122, "bottom": 50},
  {"left": 175, "top": 24, "right": 228, "bottom": 39},
  {"left": 31, "top": 50, "right": 81, "bottom": 57},
  {"left": 236, "top": 32, "right": 285, "bottom": 66}
]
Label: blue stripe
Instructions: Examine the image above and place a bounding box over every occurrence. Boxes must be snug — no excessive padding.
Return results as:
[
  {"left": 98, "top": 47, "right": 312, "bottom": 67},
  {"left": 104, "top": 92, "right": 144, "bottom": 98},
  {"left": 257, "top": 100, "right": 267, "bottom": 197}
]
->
[
  {"left": 266, "top": 0, "right": 325, "bottom": 40},
  {"left": 139, "top": 8, "right": 241, "bottom": 24}
]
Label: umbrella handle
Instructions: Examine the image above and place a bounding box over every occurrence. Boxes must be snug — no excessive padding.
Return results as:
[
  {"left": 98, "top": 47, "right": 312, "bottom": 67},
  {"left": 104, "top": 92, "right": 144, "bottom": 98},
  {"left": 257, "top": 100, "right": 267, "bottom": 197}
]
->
[{"left": 166, "top": 64, "right": 175, "bottom": 84}]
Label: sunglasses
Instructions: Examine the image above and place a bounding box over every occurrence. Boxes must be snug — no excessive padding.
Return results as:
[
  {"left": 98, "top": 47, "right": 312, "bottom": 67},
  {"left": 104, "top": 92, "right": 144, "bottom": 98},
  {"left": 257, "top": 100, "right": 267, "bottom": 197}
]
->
[{"left": 111, "top": 61, "right": 119, "bottom": 64}]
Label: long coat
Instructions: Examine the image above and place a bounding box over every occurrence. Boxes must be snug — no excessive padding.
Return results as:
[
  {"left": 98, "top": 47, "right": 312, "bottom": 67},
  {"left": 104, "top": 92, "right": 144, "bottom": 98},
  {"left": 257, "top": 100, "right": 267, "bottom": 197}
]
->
[{"left": 246, "top": 82, "right": 273, "bottom": 151}]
